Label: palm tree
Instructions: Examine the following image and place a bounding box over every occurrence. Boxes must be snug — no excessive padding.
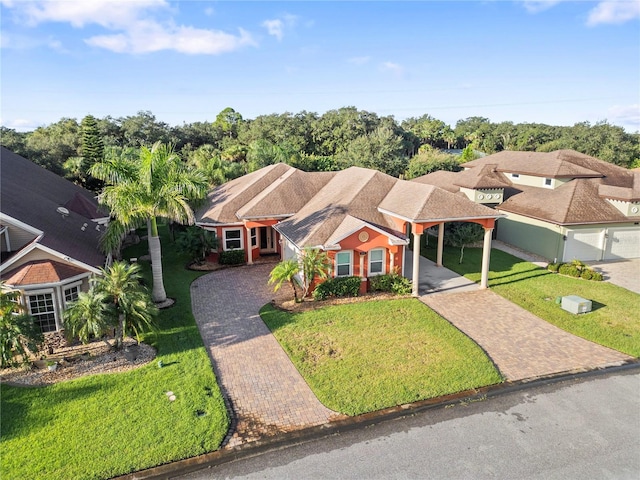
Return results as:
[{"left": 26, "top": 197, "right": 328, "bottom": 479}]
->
[
  {"left": 0, "top": 285, "right": 43, "bottom": 368},
  {"left": 269, "top": 259, "right": 300, "bottom": 302},
  {"left": 94, "top": 261, "right": 158, "bottom": 350},
  {"left": 300, "top": 248, "right": 331, "bottom": 298},
  {"left": 63, "top": 288, "right": 113, "bottom": 347},
  {"left": 91, "top": 142, "right": 208, "bottom": 303}
]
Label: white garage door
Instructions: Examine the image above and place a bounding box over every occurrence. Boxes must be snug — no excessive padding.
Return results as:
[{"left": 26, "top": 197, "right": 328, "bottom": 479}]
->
[
  {"left": 563, "top": 229, "right": 604, "bottom": 262},
  {"left": 604, "top": 227, "right": 640, "bottom": 260}
]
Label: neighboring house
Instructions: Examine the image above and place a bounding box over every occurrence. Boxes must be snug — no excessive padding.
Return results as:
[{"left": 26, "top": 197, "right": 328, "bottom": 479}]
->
[
  {"left": 414, "top": 149, "right": 640, "bottom": 262},
  {"left": 196, "top": 163, "right": 501, "bottom": 295},
  {"left": 0, "top": 147, "right": 109, "bottom": 333}
]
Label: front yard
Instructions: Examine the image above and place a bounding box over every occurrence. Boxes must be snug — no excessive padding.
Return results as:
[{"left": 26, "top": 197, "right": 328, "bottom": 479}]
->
[
  {"left": 0, "top": 229, "right": 230, "bottom": 480},
  {"left": 422, "top": 244, "right": 640, "bottom": 358},
  {"left": 261, "top": 299, "right": 503, "bottom": 416}
]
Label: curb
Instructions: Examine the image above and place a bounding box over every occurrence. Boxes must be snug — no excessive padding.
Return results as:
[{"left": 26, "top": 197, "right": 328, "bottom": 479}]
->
[{"left": 118, "top": 359, "right": 640, "bottom": 480}]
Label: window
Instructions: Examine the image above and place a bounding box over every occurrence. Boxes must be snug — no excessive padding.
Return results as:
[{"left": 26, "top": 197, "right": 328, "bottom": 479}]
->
[
  {"left": 251, "top": 228, "right": 257, "bottom": 247},
  {"left": 368, "top": 249, "right": 385, "bottom": 276},
  {"left": 28, "top": 293, "right": 57, "bottom": 333},
  {"left": 64, "top": 285, "right": 80, "bottom": 305},
  {"left": 544, "top": 178, "right": 552, "bottom": 187},
  {"left": 223, "top": 229, "right": 243, "bottom": 251},
  {"left": 335, "top": 251, "right": 352, "bottom": 277}
]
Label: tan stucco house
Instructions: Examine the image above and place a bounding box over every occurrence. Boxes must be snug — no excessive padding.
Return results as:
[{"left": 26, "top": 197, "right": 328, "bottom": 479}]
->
[
  {"left": 1, "top": 147, "right": 109, "bottom": 333},
  {"left": 414, "top": 149, "right": 640, "bottom": 262},
  {"left": 195, "top": 163, "right": 501, "bottom": 295}
]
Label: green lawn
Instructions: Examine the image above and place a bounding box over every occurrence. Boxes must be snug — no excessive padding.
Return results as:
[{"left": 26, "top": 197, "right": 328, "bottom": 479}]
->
[
  {"left": 1, "top": 227, "right": 229, "bottom": 480},
  {"left": 261, "top": 299, "right": 503, "bottom": 416},
  {"left": 422, "top": 244, "right": 640, "bottom": 357}
]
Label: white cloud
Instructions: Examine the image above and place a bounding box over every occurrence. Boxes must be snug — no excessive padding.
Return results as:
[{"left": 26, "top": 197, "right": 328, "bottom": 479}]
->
[
  {"left": 608, "top": 104, "right": 640, "bottom": 131},
  {"left": 380, "top": 61, "right": 405, "bottom": 77},
  {"left": 348, "top": 56, "right": 371, "bottom": 65},
  {"left": 1, "top": 0, "right": 256, "bottom": 55},
  {"left": 521, "top": 1, "right": 562, "bottom": 14},
  {"left": 520, "top": 0, "right": 640, "bottom": 25},
  {"left": 204, "top": 7, "right": 215, "bottom": 17},
  {"left": 587, "top": 0, "right": 640, "bottom": 26},
  {"left": 262, "top": 14, "right": 299, "bottom": 40},
  {"left": 262, "top": 19, "right": 284, "bottom": 40}
]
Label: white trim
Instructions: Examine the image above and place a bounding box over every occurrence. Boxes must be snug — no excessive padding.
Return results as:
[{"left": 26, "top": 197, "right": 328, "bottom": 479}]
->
[
  {"left": 328, "top": 223, "right": 408, "bottom": 247},
  {"left": 0, "top": 213, "right": 43, "bottom": 237},
  {"left": 368, "top": 248, "right": 386, "bottom": 276},
  {"left": 196, "top": 221, "right": 244, "bottom": 227},
  {"left": 10, "top": 272, "right": 91, "bottom": 291},
  {"left": 222, "top": 227, "right": 244, "bottom": 251},
  {"left": 0, "top": 240, "right": 39, "bottom": 273},
  {"left": 25, "top": 290, "right": 58, "bottom": 333},
  {"left": 334, "top": 250, "right": 353, "bottom": 277}
]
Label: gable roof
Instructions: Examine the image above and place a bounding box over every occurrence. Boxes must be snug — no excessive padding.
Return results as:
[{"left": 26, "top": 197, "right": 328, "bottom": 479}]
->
[
  {"left": 2, "top": 260, "right": 88, "bottom": 287},
  {"left": 0, "top": 147, "right": 106, "bottom": 269},
  {"left": 598, "top": 171, "right": 640, "bottom": 202}
]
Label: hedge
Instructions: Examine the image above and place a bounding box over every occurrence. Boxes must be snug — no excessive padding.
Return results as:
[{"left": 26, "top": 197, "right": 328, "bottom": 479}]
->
[
  {"left": 219, "top": 249, "right": 245, "bottom": 265},
  {"left": 369, "top": 272, "right": 412, "bottom": 295},
  {"left": 313, "top": 276, "right": 361, "bottom": 300}
]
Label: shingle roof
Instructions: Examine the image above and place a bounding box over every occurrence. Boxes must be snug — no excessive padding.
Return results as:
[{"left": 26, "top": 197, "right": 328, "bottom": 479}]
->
[
  {"left": 498, "top": 178, "right": 639, "bottom": 225},
  {"left": 2, "top": 260, "right": 88, "bottom": 286},
  {"left": 463, "top": 150, "right": 605, "bottom": 178},
  {"left": 379, "top": 181, "right": 500, "bottom": 223},
  {"left": 274, "top": 167, "right": 403, "bottom": 247},
  {"left": 195, "top": 163, "right": 295, "bottom": 224},
  {"left": 0, "top": 147, "right": 106, "bottom": 269},
  {"left": 413, "top": 164, "right": 511, "bottom": 190},
  {"left": 598, "top": 171, "right": 640, "bottom": 202}
]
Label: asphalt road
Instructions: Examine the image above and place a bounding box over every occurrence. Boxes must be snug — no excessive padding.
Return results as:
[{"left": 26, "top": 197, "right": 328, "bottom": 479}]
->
[{"left": 179, "top": 370, "right": 640, "bottom": 480}]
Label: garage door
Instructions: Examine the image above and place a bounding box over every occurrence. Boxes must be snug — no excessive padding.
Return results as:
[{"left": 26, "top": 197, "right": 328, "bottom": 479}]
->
[
  {"left": 563, "top": 229, "right": 604, "bottom": 262},
  {"left": 604, "top": 227, "right": 640, "bottom": 260}
]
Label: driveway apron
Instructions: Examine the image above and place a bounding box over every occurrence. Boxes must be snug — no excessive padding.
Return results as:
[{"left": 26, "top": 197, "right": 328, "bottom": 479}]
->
[
  {"left": 421, "top": 289, "right": 632, "bottom": 381},
  {"left": 191, "top": 264, "right": 340, "bottom": 448}
]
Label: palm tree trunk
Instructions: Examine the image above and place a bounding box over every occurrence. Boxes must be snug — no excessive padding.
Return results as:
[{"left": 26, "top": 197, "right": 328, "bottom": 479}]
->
[
  {"left": 115, "top": 313, "right": 125, "bottom": 350},
  {"left": 148, "top": 217, "right": 167, "bottom": 303}
]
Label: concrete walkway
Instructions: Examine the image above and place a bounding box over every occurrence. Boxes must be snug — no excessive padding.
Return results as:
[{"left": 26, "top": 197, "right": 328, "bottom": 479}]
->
[
  {"left": 403, "top": 249, "right": 478, "bottom": 294},
  {"left": 191, "top": 264, "right": 341, "bottom": 448},
  {"left": 421, "top": 290, "right": 631, "bottom": 381}
]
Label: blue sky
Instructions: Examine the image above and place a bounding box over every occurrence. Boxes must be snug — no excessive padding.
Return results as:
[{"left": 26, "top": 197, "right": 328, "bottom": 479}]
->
[{"left": 1, "top": 1, "right": 639, "bottom": 132}]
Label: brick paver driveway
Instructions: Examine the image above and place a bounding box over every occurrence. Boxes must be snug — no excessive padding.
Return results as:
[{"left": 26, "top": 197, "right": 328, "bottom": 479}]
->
[
  {"left": 191, "top": 264, "right": 340, "bottom": 448},
  {"left": 422, "top": 290, "right": 632, "bottom": 381}
]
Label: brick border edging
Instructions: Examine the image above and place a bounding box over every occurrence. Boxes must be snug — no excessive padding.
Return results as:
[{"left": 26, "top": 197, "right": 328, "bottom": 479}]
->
[{"left": 117, "top": 359, "right": 640, "bottom": 480}]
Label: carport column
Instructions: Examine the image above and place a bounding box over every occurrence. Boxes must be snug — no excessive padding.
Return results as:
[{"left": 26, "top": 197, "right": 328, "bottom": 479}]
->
[
  {"left": 480, "top": 227, "right": 494, "bottom": 289},
  {"left": 437, "top": 222, "right": 445, "bottom": 267},
  {"left": 246, "top": 226, "right": 253, "bottom": 265},
  {"left": 412, "top": 231, "right": 422, "bottom": 297}
]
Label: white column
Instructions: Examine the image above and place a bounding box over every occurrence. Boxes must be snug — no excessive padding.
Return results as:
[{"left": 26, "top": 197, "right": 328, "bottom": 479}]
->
[
  {"left": 412, "top": 232, "right": 422, "bottom": 297},
  {"left": 437, "top": 222, "right": 445, "bottom": 267},
  {"left": 480, "top": 227, "right": 494, "bottom": 289},
  {"left": 359, "top": 252, "right": 365, "bottom": 278},
  {"left": 246, "top": 227, "right": 253, "bottom": 265}
]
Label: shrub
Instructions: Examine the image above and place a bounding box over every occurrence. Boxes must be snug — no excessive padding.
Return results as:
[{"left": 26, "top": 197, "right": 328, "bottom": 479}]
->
[
  {"left": 369, "top": 272, "right": 412, "bottom": 295},
  {"left": 591, "top": 271, "right": 604, "bottom": 281},
  {"left": 219, "top": 249, "right": 245, "bottom": 265},
  {"left": 558, "top": 264, "right": 580, "bottom": 278},
  {"left": 580, "top": 269, "right": 594, "bottom": 280},
  {"left": 547, "top": 262, "right": 561, "bottom": 272},
  {"left": 313, "top": 276, "right": 361, "bottom": 301}
]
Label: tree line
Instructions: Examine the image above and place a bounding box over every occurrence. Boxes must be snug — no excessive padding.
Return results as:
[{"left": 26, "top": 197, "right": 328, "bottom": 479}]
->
[{"left": 2, "top": 107, "right": 638, "bottom": 191}]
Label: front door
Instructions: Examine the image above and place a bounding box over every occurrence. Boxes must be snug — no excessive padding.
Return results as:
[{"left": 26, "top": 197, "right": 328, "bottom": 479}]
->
[{"left": 260, "top": 227, "right": 276, "bottom": 253}]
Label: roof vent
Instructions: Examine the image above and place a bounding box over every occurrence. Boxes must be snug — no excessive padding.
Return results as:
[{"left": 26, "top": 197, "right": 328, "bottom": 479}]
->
[{"left": 56, "top": 206, "right": 69, "bottom": 217}]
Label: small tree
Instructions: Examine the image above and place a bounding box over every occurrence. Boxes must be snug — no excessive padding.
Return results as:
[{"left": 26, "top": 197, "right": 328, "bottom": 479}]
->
[
  {"left": 94, "top": 261, "right": 158, "bottom": 350},
  {"left": 447, "top": 222, "right": 484, "bottom": 264},
  {"left": 0, "top": 286, "right": 43, "bottom": 368},
  {"left": 176, "top": 226, "right": 218, "bottom": 264},
  {"left": 63, "top": 288, "right": 113, "bottom": 348},
  {"left": 269, "top": 259, "right": 300, "bottom": 302},
  {"left": 300, "top": 248, "right": 331, "bottom": 298}
]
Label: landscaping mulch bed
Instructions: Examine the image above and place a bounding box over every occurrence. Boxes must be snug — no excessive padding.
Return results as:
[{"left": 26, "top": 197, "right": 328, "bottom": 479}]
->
[
  {"left": 274, "top": 291, "right": 410, "bottom": 313},
  {"left": 0, "top": 339, "right": 156, "bottom": 387}
]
